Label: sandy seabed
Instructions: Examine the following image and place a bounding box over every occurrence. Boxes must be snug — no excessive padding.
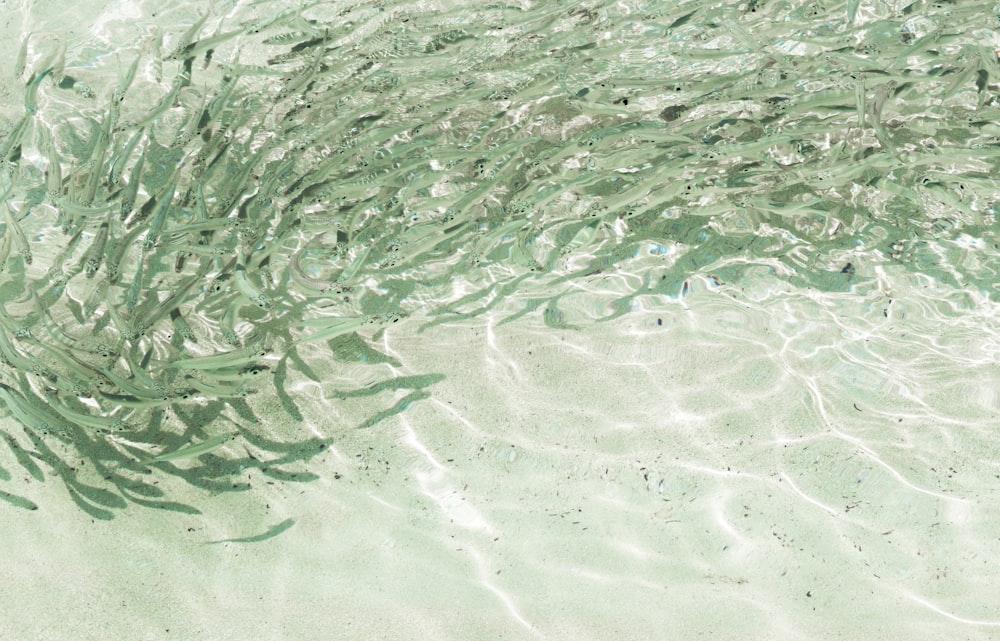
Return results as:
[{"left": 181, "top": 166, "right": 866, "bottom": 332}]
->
[{"left": 2, "top": 278, "right": 998, "bottom": 641}]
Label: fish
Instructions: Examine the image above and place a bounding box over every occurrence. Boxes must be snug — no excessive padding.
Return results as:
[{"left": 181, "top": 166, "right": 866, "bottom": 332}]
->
[
  {"left": 81, "top": 211, "right": 112, "bottom": 278},
  {"left": 169, "top": 308, "right": 197, "bottom": 343},
  {"left": 175, "top": 28, "right": 244, "bottom": 61},
  {"left": 52, "top": 196, "right": 114, "bottom": 223},
  {"left": 18, "top": 318, "right": 105, "bottom": 379},
  {"left": 263, "top": 31, "right": 311, "bottom": 45},
  {"left": 854, "top": 74, "right": 866, "bottom": 128},
  {"left": 159, "top": 242, "right": 230, "bottom": 258},
  {"left": 77, "top": 114, "right": 114, "bottom": 207},
  {"left": 167, "top": 217, "right": 234, "bottom": 237},
  {"left": 233, "top": 259, "right": 272, "bottom": 309},
  {"left": 202, "top": 258, "right": 237, "bottom": 297},
  {"left": 104, "top": 291, "right": 146, "bottom": 343},
  {"left": 123, "top": 249, "right": 145, "bottom": 312},
  {"left": 178, "top": 375, "right": 245, "bottom": 398},
  {"left": 132, "top": 66, "right": 191, "bottom": 129},
  {"left": 192, "top": 182, "right": 210, "bottom": 222},
  {"left": 172, "top": 91, "right": 207, "bottom": 148},
  {"left": 143, "top": 182, "right": 177, "bottom": 249},
  {"left": 108, "top": 127, "right": 145, "bottom": 188},
  {"left": 893, "top": 31, "right": 962, "bottom": 66},
  {"left": 275, "top": 30, "right": 328, "bottom": 101},
  {"left": 868, "top": 79, "right": 898, "bottom": 153},
  {"left": 1, "top": 201, "right": 32, "bottom": 265},
  {"left": 218, "top": 298, "right": 243, "bottom": 346},
  {"left": 119, "top": 140, "right": 146, "bottom": 219},
  {"left": 24, "top": 68, "right": 52, "bottom": 115},
  {"left": 95, "top": 363, "right": 165, "bottom": 399},
  {"left": 165, "top": 12, "right": 211, "bottom": 61},
  {"left": 847, "top": 0, "right": 860, "bottom": 24},
  {"left": 147, "top": 28, "right": 164, "bottom": 82},
  {"left": 196, "top": 364, "right": 270, "bottom": 384},
  {"left": 50, "top": 42, "right": 67, "bottom": 85},
  {"left": 41, "top": 127, "right": 64, "bottom": 198},
  {"left": 97, "top": 390, "right": 174, "bottom": 409},
  {"left": 81, "top": 278, "right": 108, "bottom": 317},
  {"left": 116, "top": 347, "right": 170, "bottom": 399},
  {"left": 38, "top": 223, "right": 86, "bottom": 294},
  {"left": 223, "top": 137, "right": 276, "bottom": 209},
  {"left": 148, "top": 431, "right": 237, "bottom": 463},
  {"left": 104, "top": 220, "right": 147, "bottom": 283},
  {"left": 204, "top": 72, "right": 239, "bottom": 124},
  {"left": 239, "top": 1, "right": 324, "bottom": 39},
  {"left": 44, "top": 395, "right": 123, "bottom": 431},
  {"left": 167, "top": 345, "right": 269, "bottom": 372},
  {"left": 0, "top": 322, "right": 38, "bottom": 373},
  {"left": 267, "top": 34, "right": 330, "bottom": 65},
  {"left": 0, "top": 383, "right": 65, "bottom": 432},
  {"left": 0, "top": 115, "right": 31, "bottom": 163},
  {"left": 138, "top": 262, "right": 211, "bottom": 330},
  {"left": 296, "top": 315, "right": 368, "bottom": 344},
  {"left": 114, "top": 54, "right": 142, "bottom": 104},
  {"left": 667, "top": 10, "right": 696, "bottom": 30},
  {"left": 337, "top": 241, "right": 374, "bottom": 284},
  {"left": 14, "top": 33, "right": 31, "bottom": 79}
]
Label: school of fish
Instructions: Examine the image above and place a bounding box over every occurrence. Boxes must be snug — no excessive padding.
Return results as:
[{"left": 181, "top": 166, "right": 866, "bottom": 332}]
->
[{"left": 0, "top": 0, "right": 996, "bottom": 514}]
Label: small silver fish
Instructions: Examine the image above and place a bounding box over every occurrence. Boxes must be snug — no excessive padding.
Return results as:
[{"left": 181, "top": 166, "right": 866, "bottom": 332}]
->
[
  {"left": 119, "top": 141, "right": 146, "bottom": 219},
  {"left": 854, "top": 74, "right": 866, "bottom": 128},
  {"left": 77, "top": 115, "right": 113, "bottom": 207},
  {"left": 149, "top": 432, "right": 237, "bottom": 463},
  {"left": 50, "top": 42, "right": 67, "bottom": 85},
  {"left": 14, "top": 32, "right": 31, "bottom": 79},
  {"left": 116, "top": 54, "right": 141, "bottom": 102},
  {"left": 40, "top": 128, "right": 64, "bottom": 198},
  {"left": 132, "top": 68, "right": 190, "bottom": 128},
  {"left": 1, "top": 201, "right": 32, "bottom": 265},
  {"left": 233, "top": 260, "right": 271, "bottom": 309},
  {"left": 143, "top": 182, "right": 177, "bottom": 249},
  {"left": 0, "top": 383, "right": 64, "bottom": 432},
  {"left": 108, "top": 127, "right": 145, "bottom": 188},
  {"left": 0, "top": 115, "right": 30, "bottom": 162},
  {"left": 275, "top": 30, "right": 328, "bottom": 101},
  {"left": 148, "top": 29, "right": 164, "bottom": 82},
  {"left": 296, "top": 315, "right": 367, "bottom": 344},
  {"left": 847, "top": 0, "right": 859, "bottom": 24},
  {"left": 167, "top": 344, "right": 269, "bottom": 371},
  {"left": 82, "top": 215, "right": 111, "bottom": 278},
  {"left": 176, "top": 28, "right": 244, "bottom": 60},
  {"left": 123, "top": 250, "right": 145, "bottom": 312},
  {"left": 166, "top": 12, "right": 211, "bottom": 60}
]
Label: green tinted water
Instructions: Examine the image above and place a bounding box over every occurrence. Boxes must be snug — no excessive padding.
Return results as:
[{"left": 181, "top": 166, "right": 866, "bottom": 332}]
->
[{"left": 1, "top": 0, "right": 999, "bottom": 638}]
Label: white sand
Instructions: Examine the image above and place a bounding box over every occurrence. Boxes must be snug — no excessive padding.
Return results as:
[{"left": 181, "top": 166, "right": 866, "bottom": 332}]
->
[{"left": 3, "top": 272, "right": 999, "bottom": 641}]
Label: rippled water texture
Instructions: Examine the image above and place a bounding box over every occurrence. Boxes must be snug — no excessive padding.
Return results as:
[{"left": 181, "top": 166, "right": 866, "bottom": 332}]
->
[{"left": 1, "top": 0, "right": 999, "bottom": 638}]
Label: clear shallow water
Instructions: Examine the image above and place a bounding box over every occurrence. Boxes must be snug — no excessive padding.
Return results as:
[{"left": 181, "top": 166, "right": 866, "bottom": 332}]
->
[{"left": 1, "top": 0, "right": 999, "bottom": 638}]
